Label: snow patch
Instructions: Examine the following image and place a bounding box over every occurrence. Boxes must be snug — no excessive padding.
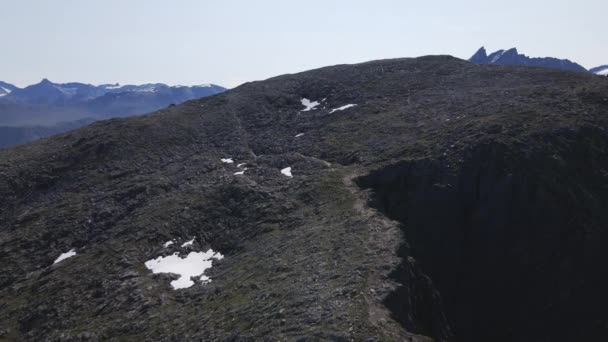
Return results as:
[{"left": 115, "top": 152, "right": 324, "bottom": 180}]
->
[
  {"left": 164, "top": 241, "right": 174, "bottom": 248},
  {"left": 281, "top": 167, "right": 293, "bottom": 177},
  {"left": 295, "top": 133, "right": 304, "bottom": 138},
  {"left": 181, "top": 238, "right": 195, "bottom": 247},
  {"left": 597, "top": 68, "right": 608, "bottom": 76},
  {"left": 221, "top": 158, "right": 234, "bottom": 164},
  {"left": 490, "top": 50, "right": 506, "bottom": 63},
  {"left": 235, "top": 163, "right": 247, "bottom": 174},
  {"left": 301, "top": 98, "right": 320, "bottom": 112},
  {"left": 329, "top": 104, "right": 357, "bottom": 113},
  {"left": 53, "top": 85, "right": 78, "bottom": 96},
  {"left": 136, "top": 86, "right": 157, "bottom": 93},
  {"left": 54, "top": 249, "right": 77, "bottom": 264},
  {"left": 145, "top": 250, "right": 223, "bottom": 289}
]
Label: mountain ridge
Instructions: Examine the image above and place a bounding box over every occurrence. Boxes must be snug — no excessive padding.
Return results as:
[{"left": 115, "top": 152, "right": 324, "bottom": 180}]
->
[
  {"left": 0, "top": 79, "right": 226, "bottom": 148},
  {"left": 469, "top": 46, "right": 605, "bottom": 74},
  {"left": 1, "top": 55, "right": 607, "bottom": 341},
  {"left": 0, "top": 79, "right": 225, "bottom": 106}
]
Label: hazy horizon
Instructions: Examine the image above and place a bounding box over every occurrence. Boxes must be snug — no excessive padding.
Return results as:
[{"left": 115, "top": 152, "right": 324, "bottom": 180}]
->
[{"left": 2, "top": 0, "right": 606, "bottom": 88}]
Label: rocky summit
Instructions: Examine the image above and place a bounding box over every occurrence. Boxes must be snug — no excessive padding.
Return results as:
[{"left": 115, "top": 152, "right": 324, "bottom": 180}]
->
[
  {"left": 469, "top": 46, "right": 590, "bottom": 73},
  {"left": 1, "top": 56, "right": 608, "bottom": 341}
]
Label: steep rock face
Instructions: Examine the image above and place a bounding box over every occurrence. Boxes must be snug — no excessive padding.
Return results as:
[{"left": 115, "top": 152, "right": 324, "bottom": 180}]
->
[
  {"left": 468, "top": 47, "right": 488, "bottom": 64},
  {"left": 0, "top": 56, "right": 607, "bottom": 341},
  {"left": 357, "top": 129, "right": 608, "bottom": 341}
]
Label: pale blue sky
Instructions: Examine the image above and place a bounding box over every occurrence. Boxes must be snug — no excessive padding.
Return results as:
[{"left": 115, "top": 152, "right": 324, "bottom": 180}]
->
[{"left": 1, "top": 0, "right": 606, "bottom": 88}]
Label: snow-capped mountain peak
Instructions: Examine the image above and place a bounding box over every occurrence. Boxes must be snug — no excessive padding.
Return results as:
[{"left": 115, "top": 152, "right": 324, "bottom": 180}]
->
[{"left": 0, "top": 80, "right": 225, "bottom": 105}]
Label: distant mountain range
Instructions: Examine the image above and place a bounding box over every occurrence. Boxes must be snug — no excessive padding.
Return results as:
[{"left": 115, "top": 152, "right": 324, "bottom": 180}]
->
[
  {"left": 0, "top": 79, "right": 225, "bottom": 113},
  {"left": 0, "top": 80, "right": 225, "bottom": 147},
  {"left": 469, "top": 47, "right": 606, "bottom": 75}
]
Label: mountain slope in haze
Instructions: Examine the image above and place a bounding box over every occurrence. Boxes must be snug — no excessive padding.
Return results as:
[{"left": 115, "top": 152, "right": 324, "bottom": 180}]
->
[
  {"left": 83, "top": 84, "right": 226, "bottom": 119},
  {"left": 0, "top": 80, "right": 226, "bottom": 148},
  {"left": 1, "top": 57, "right": 608, "bottom": 341},
  {"left": 470, "top": 46, "right": 590, "bottom": 73},
  {"left": 0, "top": 80, "right": 225, "bottom": 107},
  {"left": 0, "top": 119, "right": 96, "bottom": 148}
]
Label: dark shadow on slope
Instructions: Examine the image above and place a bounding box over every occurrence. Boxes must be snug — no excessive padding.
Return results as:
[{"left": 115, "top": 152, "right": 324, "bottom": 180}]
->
[{"left": 357, "top": 128, "right": 608, "bottom": 342}]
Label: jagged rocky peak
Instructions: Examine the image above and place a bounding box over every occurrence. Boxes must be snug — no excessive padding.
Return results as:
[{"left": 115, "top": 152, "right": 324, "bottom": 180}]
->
[
  {"left": 469, "top": 46, "right": 588, "bottom": 73},
  {"left": 469, "top": 46, "right": 488, "bottom": 63},
  {"left": 499, "top": 47, "right": 519, "bottom": 59}
]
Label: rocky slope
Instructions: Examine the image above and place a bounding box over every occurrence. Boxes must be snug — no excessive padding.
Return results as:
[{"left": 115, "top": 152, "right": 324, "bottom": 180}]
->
[{"left": 1, "top": 56, "right": 607, "bottom": 341}]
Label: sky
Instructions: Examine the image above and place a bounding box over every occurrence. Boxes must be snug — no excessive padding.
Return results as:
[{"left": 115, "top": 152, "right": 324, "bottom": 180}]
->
[{"left": 1, "top": 0, "right": 606, "bottom": 88}]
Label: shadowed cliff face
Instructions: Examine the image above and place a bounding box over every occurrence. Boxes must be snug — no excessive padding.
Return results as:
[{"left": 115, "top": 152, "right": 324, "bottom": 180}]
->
[{"left": 358, "top": 128, "right": 608, "bottom": 341}]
